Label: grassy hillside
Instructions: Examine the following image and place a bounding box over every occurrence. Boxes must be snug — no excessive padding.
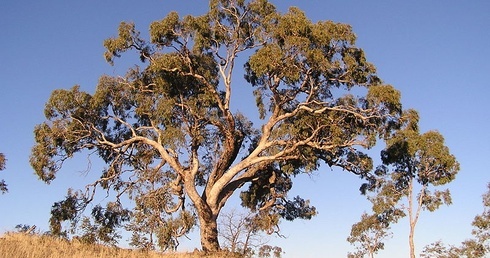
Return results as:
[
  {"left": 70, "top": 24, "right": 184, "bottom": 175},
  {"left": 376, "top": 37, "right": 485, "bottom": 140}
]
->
[{"left": 0, "top": 233, "right": 241, "bottom": 258}]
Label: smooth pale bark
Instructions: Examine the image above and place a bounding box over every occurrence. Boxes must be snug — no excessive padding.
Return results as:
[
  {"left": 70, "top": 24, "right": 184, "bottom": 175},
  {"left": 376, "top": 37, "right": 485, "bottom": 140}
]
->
[{"left": 408, "top": 178, "right": 425, "bottom": 258}]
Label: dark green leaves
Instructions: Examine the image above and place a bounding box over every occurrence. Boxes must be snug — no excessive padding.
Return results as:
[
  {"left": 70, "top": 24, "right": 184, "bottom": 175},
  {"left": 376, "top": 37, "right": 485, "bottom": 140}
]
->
[
  {"left": 31, "top": 86, "right": 100, "bottom": 183},
  {"left": 280, "top": 196, "right": 317, "bottom": 221},
  {"left": 347, "top": 212, "right": 392, "bottom": 258},
  {"left": 240, "top": 167, "right": 316, "bottom": 234},
  {"left": 104, "top": 22, "right": 150, "bottom": 65},
  {"left": 49, "top": 189, "right": 86, "bottom": 237},
  {"left": 150, "top": 12, "right": 181, "bottom": 47},
  {"left": 382, "top": 129, "right": 459, "bottom": 187},
  {"left": 0, "top": 152, "right": 6, "bottom": 193}
]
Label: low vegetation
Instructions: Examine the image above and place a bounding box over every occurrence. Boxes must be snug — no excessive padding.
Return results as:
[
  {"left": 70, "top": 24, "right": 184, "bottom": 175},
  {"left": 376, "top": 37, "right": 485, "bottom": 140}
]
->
[{"left": 0, "top": 233, "right": 241, "bottom": 258}]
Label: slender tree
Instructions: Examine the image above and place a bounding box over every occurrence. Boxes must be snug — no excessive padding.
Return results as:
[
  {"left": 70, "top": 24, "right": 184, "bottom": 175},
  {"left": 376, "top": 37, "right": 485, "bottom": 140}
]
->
[
  {"left": 30, "top": 0, "right": 404, "bottom": 252},
  {"left": 363, "top": 110, "right": 459, "bottom": 258},
  {"left": 219, "top": 209, "right": 282, "bottom": 257},
  {"left": 420, "top": 240, "right": 460, "bottom": 258},
  {"left": 219, "top": 209, "right": 257, "bottom": 256},
  {"left": 347, "top": 212, "right": 394, "bottom": 258},
  {"left": 348, "top": 172, "right": 405, "bottom": 258}
]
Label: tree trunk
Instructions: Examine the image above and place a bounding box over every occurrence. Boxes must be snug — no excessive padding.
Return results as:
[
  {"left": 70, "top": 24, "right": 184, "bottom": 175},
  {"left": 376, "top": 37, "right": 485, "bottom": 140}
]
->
[
  {"left": 408, "top": 178, "right": 420, "bottom": 258},
  {"left": 198, "top": 211, "right": 220, "bottom": 252},
  {"left": 409, "top": 224, "right": 415, "bottom": 258},
  {"left": 408, "top": 187, "right": 416, "bottom": 258}
]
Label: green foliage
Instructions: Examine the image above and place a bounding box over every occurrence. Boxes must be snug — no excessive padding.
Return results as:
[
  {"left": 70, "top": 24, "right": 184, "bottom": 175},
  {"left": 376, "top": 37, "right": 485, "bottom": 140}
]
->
[
  {"left": 420, "top": 241, "right": 461, "bottom": 258},
  {"left": 239, "top": 167, "right": 316, "bottom": 232},
  {"left": 0, "top": 152, "right": 5, "bottom": 171},
  {"left": 421, "top": 184, "right": 490, "bottom": 258},
  {"left": 49, "top": 190, "right": 82, "bottom": 238},
  {"left": 462, "top": 183, "right": 490, "bottom": 256},
  {"left": 155, "top": 210, "right": 196, "bottom": 251},
  {"left": 0, "top": 152, "right": 7, "bottom": 193},
  {"left": 0, "top": 179, "right": 7, "bottom": 193},
  {"left": 366, "top": 109, "right": 459, "bottom": 201},
  {"left": 347, "top": 212, "right": 393, "bottom": 258},
  {"left": 31, "top": 0, "right": 407, "bottom": 252},
  {"left": 104, "top": 22, "right": 150, "bottom": 65},
  {"left": 258, "top": 245, "right": 283, "bottom": 258},
  {"left": 381, "top": 128, "right": 459, "bottom": 187},
  {"left": 357, "top": 110, "right": 459, "bottom": 257}
]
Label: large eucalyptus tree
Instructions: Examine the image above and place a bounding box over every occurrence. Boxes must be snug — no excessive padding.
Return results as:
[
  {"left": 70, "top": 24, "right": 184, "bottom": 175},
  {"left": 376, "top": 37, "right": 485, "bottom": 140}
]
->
[{"left": 31, "top": 0, "right": 403, "bottom": 252}]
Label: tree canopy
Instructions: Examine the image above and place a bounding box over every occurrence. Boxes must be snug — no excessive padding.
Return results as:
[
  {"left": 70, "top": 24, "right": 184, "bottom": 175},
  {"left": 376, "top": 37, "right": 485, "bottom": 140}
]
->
[
  {"left": 356, "top": 109, "right": 459, "bottom": 258},
  {"left": 30, "top": 0, "right": 405, "bottom": 252}
]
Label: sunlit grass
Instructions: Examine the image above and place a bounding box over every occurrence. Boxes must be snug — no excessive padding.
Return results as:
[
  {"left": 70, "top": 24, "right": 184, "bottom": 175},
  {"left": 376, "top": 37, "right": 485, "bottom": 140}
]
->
[{"left": 0, "top": 233, "right": 241, "bottom": 258}]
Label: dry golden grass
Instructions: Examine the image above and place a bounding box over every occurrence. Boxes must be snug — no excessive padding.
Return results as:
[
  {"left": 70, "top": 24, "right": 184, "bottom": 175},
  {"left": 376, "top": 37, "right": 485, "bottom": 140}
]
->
[{"left": 0, "top": 233, "right": 241, "bottom": 258}]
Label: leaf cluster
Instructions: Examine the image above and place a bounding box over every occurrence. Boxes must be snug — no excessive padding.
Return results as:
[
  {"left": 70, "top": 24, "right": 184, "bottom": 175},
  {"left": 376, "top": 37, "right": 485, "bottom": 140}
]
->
[
  {"left": 347, "top": 212, "right": 393, "bottom": 258},
  {"left": 239, "top": 165, "right": 317, "bottom": 234},
  {"left": 76, "top": 202, "right": 130, "bottom": 246},
  {"left": 0, "top": 152, "right": 6, "bottom": 193}
]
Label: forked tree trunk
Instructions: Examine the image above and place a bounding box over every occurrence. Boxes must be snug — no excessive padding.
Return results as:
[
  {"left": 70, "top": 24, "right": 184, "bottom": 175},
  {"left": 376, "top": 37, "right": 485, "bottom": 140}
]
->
[{"left": 198, "top": 210, "right": 220, "bottom": 252}]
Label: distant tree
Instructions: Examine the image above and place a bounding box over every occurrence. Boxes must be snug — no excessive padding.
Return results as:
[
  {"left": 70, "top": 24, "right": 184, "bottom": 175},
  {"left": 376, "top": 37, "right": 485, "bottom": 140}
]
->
[
  {"left": 30, "top": 0, "right": 405, "bottom": 252},
  {"left": 362, "top": 110, "right": 459, "bottom": 258},
  {"left": 219, "top": 209, "right": 282, "bottom": 257},
  {"left": 462, "top": 183, "right": 490, "bottom": 256},
  {"left": 219, "top": 209, "right": 258, "bottom": 256},
  {"left": 0, "top": 152, "right": 7, "bottom": 193},
  {"left": 14, "top": 224, "right": 38, "bottom": 235},
  {"left": 347, "top": 211, "right": 398, "bottom": 258},
  {"left": 420, "top": 240, "right": 460, "bottom": 258},
  {"left": 422, "top": 183, "right": 490, "bottom": 258},
  {"left": 258, "top": 245, "right": 283, "bottom": 258}
]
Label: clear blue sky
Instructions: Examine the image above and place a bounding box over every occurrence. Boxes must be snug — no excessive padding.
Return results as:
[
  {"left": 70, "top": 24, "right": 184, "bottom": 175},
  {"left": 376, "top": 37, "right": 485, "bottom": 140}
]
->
[{"left": 1, "top": 1, "right": 489, "bottom": 257}]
